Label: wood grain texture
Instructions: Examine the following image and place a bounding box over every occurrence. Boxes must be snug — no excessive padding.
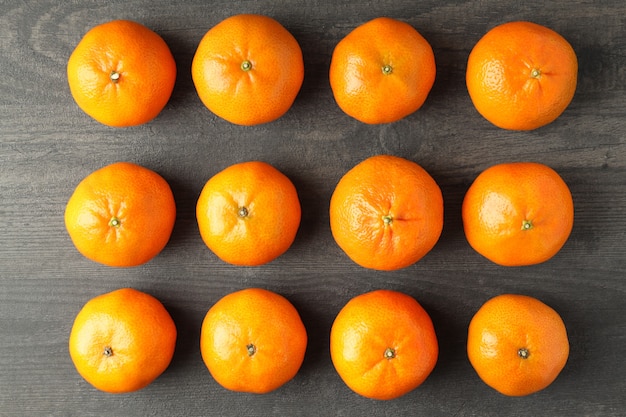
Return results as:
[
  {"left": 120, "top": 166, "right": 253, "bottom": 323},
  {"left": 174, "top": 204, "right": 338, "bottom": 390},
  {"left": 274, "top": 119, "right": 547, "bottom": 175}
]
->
[{"left": 1, "top": 0, "right": 625, "bottom": 416}]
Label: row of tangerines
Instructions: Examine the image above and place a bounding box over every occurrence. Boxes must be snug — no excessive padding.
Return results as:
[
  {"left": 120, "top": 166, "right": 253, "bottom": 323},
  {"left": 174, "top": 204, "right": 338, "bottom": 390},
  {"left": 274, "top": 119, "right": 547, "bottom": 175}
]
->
[
  {"left": 67, "top": 15, "right": 577, "bottom": 130},
  {"left": 64, "top": 156, "right": 574, "bottom": 270},
  {"left": 70, "top": 287, "right": 569, "bottom": 399}
]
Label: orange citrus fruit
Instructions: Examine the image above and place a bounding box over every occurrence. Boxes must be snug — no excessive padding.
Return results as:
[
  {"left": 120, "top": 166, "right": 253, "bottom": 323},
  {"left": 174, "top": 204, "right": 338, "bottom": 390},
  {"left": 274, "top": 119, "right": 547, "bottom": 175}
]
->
[
  {"left": 69, "top": 288, "right": 177, "bottom": 393},
  {"left": 467, "top": 294, "right": 569, "bottom": 396},
  {"left": 64, "top": 162, "right": 176, "bottom": 267},
  {"left": 329, "top": 155, "right": 443, "bottom": 270},
  {"left": 196, "top": 161, "right": 301, "bottom": 266},
  {"left": 330, "top": 290, "right": 438, "bottom": 400},
  {"left": 462, "top": 162, "right": 574, "bottom": 266},
  {"left": 200, "top": 288, "right": 308, "bottom": 394},
  {"left": 329, "top": 17, "right": 436, "bottom": 124},
  {"left": 191, "top": 14, "right": 304, "bottom": 125},
  {"left": 67, "top": 19, "right": 177, "bottom": 127},
  {"left": 466, "top": 21, "right": 578, "bottom": 130}
]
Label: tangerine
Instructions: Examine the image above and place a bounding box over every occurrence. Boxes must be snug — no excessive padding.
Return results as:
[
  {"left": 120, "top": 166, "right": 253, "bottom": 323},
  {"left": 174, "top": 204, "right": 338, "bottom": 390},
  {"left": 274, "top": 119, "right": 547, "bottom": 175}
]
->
[
  {"left": 64, "top": 162, "right": 176, "bottom": 267},
  {"left": 329, "top": 155, "right": 443, "bottom": 270},
  {"left": 69, "top": 288, "right": 177, "bottom": 393},
  {"left": 462, "top": 162, "right": 574, "bottom": 266},
  {"left": 329, "top": 17, "right": 436, "bottom": 124},
  {"left": 467, "top": 294, "right": 570, "bottom": 396},
  {"left": 191, "top": 14, "right": 304, "bottom": 125},
  {"left": 67, "top": 20, "right": 177, "bottom": 127},
  {"left": 200, "top": 288, "right": 308, "bottom": 394},
  {"left": 330, "top": 290, "right": 438, "bottom": 400},
  {"left": 466, "top": 21, "right": 578, "bottom": 130},
  {"left": 196, "top": 161, "right": 301, "bottom": 266}
]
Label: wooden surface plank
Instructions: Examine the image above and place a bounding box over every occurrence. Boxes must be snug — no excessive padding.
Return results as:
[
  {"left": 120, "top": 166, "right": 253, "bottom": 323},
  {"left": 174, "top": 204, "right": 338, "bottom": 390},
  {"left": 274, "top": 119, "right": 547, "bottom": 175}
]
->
[{"left": 1, "top": 0, "right": 625, "bottom": 416}]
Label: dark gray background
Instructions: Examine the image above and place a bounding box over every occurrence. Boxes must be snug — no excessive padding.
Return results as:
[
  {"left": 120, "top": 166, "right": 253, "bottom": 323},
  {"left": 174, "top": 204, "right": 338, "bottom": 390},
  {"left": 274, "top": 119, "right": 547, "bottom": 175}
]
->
[{"left": 1, "top": 1, "right": 625, "bottom": 416}]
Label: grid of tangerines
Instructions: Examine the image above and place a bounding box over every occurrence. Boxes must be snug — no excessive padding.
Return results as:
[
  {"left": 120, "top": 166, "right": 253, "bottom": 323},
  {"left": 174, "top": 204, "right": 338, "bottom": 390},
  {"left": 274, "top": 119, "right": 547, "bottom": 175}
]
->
[{"left": 65, "top": 15, "right": 576, "bottom": 398}]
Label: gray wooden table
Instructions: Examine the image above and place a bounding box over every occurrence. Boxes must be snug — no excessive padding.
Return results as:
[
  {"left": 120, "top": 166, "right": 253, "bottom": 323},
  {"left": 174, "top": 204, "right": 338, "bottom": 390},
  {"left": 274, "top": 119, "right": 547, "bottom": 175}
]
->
[{"left": 1, "top": 1, "right": 625, "bottom": 416}]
